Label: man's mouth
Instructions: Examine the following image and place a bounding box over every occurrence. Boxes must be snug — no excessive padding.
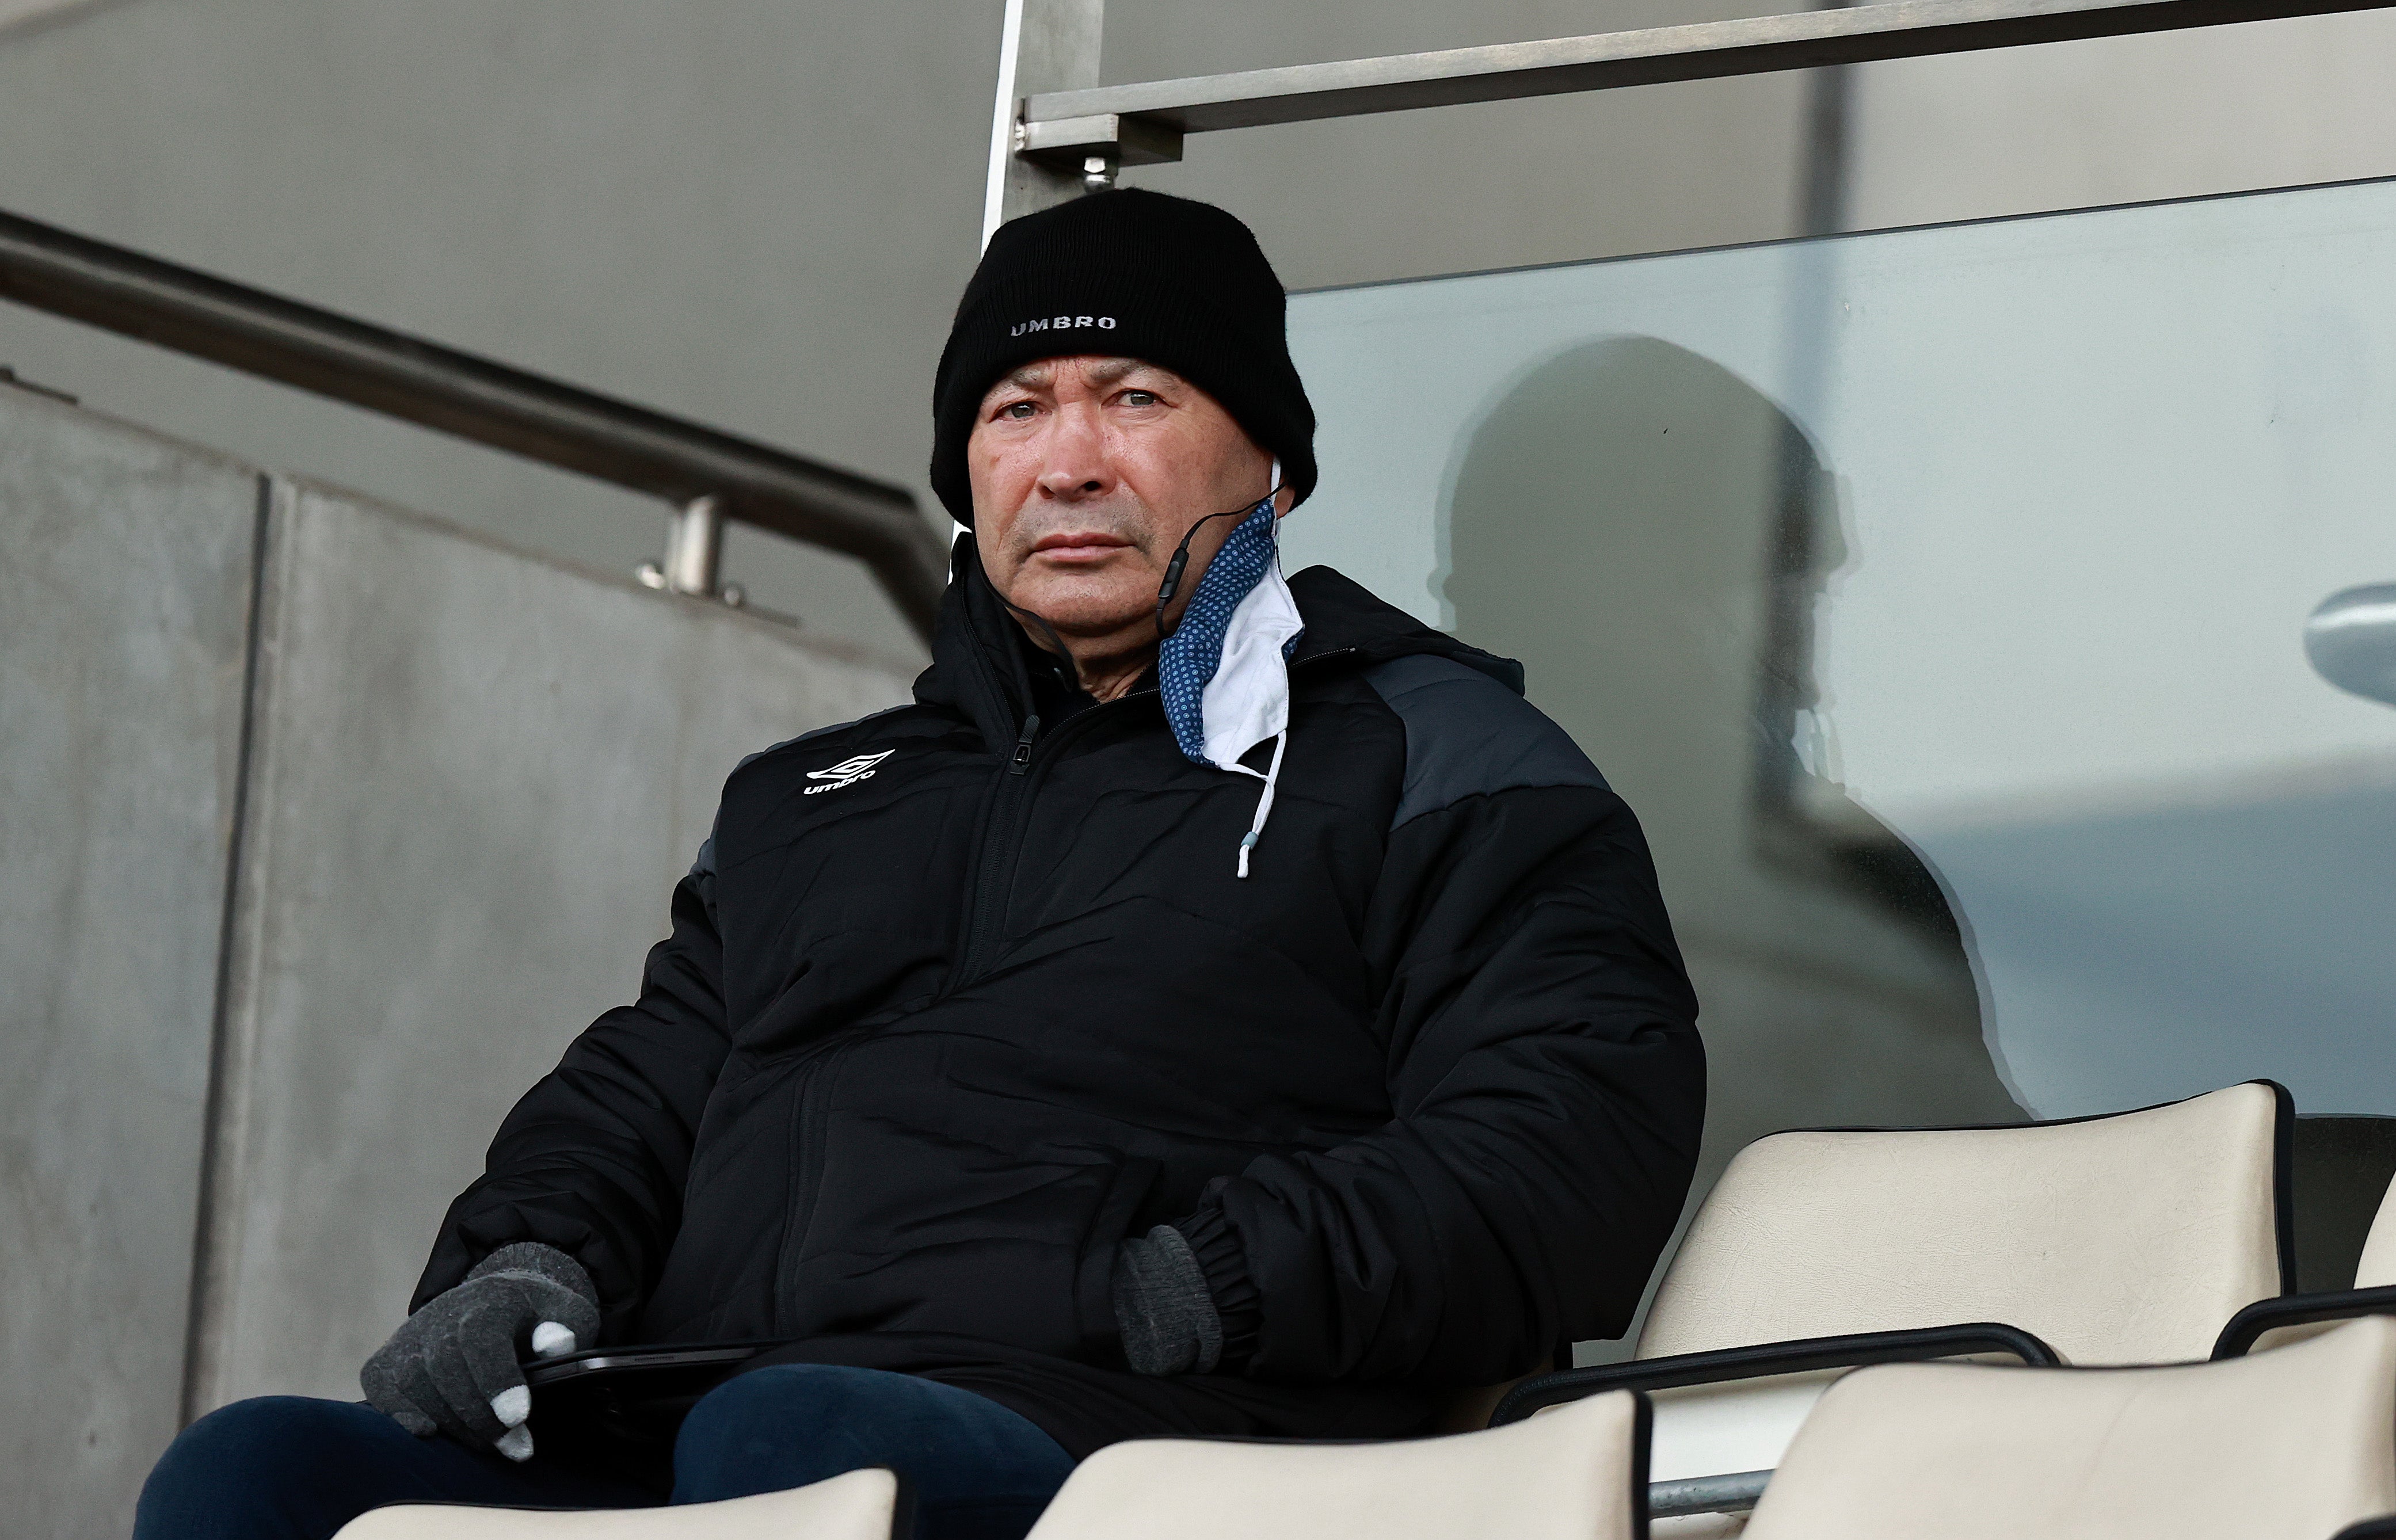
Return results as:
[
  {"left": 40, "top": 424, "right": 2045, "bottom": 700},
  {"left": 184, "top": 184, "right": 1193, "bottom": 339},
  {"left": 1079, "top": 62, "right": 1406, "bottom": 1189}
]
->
[{"left": 1029, "top": 532, "right": 1134, "bottom": 565}]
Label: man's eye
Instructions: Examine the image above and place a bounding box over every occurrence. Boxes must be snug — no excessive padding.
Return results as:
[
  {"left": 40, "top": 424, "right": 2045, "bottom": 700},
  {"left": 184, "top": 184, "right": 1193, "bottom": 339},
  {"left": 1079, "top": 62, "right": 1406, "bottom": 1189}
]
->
[
  {"left": 1001, "top": 402, "right": 1037, "bottom": 420},
  {"left": 1123, "top": 390, "right": 1157, "bottom": 406}
]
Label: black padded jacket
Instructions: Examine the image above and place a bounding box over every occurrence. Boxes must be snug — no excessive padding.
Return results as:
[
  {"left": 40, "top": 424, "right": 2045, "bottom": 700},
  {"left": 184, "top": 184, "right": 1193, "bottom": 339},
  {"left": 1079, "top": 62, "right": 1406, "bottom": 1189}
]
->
[{"left": 414, "top": 540, "right": 1706, "bottom": 1457}]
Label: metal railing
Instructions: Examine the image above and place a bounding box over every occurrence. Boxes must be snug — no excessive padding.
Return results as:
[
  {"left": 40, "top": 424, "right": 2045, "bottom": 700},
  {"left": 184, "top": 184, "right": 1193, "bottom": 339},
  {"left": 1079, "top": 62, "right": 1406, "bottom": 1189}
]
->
[{"left": 0, "top": 208, "right": 950, "bottom": 643}]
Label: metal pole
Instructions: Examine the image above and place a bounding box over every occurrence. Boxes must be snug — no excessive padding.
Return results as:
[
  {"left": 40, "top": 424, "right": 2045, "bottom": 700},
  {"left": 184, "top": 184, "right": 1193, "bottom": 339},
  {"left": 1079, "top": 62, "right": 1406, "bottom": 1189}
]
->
[
  {"left": 1650, "top": 1470, "right": 1773, "bottom": 1519},
  {"left": 982, "top": 0, "right": 1106, "bottom": 243},
  {"left": 1799, "top": 0, "right": 1859, "bottom": 238}
]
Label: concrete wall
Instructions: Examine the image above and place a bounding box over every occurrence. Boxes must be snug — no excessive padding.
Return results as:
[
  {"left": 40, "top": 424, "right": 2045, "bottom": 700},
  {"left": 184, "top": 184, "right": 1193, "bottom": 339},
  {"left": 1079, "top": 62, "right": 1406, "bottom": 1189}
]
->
[
  {"left": 1840, "top": 12, "right": 2396, "bottom": 233},
  {"left": 193, "top": 479, "right": 911, "bottom": 1411},
  {"left": 0, "top": 0, "right": 96, "bottom": 32},
  {"left": 0, "top": 384, "right": 912, "bottom": 1535},
  {"left": 0, "top": 380, "right": 258, "bottom": 1540}
]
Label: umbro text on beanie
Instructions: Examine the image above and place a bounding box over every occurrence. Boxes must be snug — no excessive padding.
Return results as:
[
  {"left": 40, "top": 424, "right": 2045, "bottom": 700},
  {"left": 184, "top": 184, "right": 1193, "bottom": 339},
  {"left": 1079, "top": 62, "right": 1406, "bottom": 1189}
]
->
[{"left": 930, "top": 188, "right": 1317, "bottom": 526}]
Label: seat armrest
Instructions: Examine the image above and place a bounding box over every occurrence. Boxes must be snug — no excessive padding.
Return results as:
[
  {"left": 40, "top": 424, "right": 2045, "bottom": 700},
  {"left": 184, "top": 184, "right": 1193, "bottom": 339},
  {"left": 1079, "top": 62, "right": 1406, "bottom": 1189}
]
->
[
  {"left": 2210, "top": 1286, "right": 2396, "bottom": 1360},
  {"left": 1485, "top": 1322, "right": 2060, "bottom": 1427}
]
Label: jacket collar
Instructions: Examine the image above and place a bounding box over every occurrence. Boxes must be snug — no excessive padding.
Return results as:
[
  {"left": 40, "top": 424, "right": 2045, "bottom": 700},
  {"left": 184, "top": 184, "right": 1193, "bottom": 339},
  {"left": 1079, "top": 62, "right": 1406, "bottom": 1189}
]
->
[
  {"left": 1283, "top": 566, "right": 1526, "bottom": 693},
  {"left": 913, "top": 534, "right": 1528, "bottom": 748}
]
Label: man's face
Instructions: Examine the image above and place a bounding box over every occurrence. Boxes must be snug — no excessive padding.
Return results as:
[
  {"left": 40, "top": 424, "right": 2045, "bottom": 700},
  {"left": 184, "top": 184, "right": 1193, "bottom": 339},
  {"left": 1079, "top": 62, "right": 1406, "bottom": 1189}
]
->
[{"left": 969, "top": 355, "right": 1285, "bottom": 640}]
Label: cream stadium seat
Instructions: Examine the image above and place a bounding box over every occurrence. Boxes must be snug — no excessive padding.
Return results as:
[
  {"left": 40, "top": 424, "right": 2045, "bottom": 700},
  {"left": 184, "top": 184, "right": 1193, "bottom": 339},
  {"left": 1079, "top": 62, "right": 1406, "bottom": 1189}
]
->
[
  {"left": 2216, "top": 1169, "right": 2396, "bottom": 1358},
  {"left": 2357, "top": 1177, "right": 2396, "bottom": 1287},
  {"left": 1738, "top": 1314, "right": 2396, "bottom": 1540},
  {"left": 1023, "top": 1387, "right": 1648, "bottom": 1540},
  {"left": 330, "top": 1466, "right": 903, "bottom": 1540},
  {"left": 2361, "top": 1177, "right": 2396, "bottom": 1287},
  {"left": 1493, "top": 1081, "right": 2292, "bottom": 1531}
]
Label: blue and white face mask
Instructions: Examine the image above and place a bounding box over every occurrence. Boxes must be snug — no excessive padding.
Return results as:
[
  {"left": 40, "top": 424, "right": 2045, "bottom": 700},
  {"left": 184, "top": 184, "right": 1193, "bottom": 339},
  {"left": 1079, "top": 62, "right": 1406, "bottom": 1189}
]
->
[{"left": 1157, "top": 467, "right": 1303, "bottom": 878}]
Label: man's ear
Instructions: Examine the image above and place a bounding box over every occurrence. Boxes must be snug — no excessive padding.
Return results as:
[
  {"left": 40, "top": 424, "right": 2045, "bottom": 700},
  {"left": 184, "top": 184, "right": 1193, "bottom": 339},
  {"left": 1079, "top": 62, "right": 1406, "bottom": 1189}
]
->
[{"left": 1273, "top": 485, "right": 1296, "bottom": 518}]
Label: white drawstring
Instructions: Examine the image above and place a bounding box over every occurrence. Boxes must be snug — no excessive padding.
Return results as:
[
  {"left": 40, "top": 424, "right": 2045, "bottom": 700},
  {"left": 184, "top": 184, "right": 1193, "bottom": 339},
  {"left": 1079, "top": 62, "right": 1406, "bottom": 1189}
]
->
[{"left": 1228, "top": 730, "right": 1287, "bottom": 879}]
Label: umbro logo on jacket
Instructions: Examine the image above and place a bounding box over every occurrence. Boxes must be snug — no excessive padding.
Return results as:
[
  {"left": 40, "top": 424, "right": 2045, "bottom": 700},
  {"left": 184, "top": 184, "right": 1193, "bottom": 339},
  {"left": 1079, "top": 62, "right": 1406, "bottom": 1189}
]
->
[{"left": 803, "top": 751, "right": 893, "bottom": 794}]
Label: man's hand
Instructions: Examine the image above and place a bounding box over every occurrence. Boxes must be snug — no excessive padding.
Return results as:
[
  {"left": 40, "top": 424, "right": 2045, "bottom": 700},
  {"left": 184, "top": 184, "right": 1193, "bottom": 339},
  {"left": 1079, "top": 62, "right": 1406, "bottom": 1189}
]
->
[
  {"left": 1115, "top": 1225, "right": 1224, "bottom": 1376},
  {"left": 360, "top": 1242, "right": 600, "bottom": 1461}
]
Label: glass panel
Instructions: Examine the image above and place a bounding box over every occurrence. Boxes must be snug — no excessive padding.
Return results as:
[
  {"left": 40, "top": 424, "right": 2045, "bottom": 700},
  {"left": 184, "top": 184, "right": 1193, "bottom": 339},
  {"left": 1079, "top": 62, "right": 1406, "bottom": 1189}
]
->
[{"left": 1286, "top": 178, "right": 2396, "bottom": 1133}]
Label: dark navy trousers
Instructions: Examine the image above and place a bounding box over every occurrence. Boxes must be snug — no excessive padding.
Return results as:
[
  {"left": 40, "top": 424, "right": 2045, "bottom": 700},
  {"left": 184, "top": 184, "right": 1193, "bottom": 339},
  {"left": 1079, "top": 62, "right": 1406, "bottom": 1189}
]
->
[{"left": 135, "top": 1363, "right": 1077, "bottom": 1540}]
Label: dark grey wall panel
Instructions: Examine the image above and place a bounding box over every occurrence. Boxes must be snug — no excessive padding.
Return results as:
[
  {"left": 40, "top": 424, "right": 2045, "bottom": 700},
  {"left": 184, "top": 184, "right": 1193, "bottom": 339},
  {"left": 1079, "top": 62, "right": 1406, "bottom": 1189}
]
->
[
  {"left": 0, "top": 386, "right": 260, "bottom": 1538},
  {"left": 190, "top": 480, "right": 912, "bottom": 1411}
]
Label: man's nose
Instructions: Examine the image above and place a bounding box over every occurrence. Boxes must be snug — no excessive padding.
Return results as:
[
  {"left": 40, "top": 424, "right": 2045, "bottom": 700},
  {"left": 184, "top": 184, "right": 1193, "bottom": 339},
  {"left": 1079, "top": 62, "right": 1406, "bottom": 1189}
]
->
[{"left": 1033, "top": 404, "right": 1114, "bottom": 501}]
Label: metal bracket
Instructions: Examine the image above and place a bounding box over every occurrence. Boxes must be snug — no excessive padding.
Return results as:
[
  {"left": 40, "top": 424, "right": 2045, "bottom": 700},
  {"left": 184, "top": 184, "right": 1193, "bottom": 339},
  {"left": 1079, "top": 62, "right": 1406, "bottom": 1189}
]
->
[
  {"left": 1016, "top": 113, "right": 1185, "bottom": 173},
  {"left": 638, "top": 495, "right": 746, "bottom": 608}
]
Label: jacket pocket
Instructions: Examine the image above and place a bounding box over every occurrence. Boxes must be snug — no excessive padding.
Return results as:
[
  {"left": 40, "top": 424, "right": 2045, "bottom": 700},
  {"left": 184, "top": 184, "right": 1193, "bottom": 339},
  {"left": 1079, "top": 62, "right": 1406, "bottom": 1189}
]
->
[
  {"left": 1073, "top": 1156, "right": 1163, "bottom": 1364},
  {"left": 772, "top": 1148, "right": 1159, "bottom": 1363}
]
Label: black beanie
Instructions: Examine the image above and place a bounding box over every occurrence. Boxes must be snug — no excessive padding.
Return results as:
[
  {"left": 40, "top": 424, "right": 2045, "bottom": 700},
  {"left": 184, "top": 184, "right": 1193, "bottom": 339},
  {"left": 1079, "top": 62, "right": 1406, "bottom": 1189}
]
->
[{"left": 930, "top": 189, "right": 1316, "bottom": 526}]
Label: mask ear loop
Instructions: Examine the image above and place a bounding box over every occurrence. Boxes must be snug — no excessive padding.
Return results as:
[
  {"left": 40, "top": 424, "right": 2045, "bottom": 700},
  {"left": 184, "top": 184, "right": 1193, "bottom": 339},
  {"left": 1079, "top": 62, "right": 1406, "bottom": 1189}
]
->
[{"left": 1155, "top": 459, "right": 1283, "bottom": 643}]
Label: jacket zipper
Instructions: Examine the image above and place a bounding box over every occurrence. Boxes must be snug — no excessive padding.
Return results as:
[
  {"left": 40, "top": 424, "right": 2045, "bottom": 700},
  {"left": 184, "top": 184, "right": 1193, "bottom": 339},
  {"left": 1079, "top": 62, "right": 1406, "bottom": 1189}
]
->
[
  {"left": 950, "top": 650, "right": 1361, "bottom": 989},
  {"left": 951, "top": 700, "right": 1144, "bottom": 988},
  {"left": 950, "top": 714, "right": 1039, "bottom": 985}
]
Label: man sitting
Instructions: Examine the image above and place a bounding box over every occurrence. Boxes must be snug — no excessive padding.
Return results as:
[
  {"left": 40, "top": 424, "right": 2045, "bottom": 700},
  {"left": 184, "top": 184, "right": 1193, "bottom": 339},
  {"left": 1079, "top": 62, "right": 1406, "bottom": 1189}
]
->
[{"left": 136, "top": 189, "right": 1706, "bottom": 1540}]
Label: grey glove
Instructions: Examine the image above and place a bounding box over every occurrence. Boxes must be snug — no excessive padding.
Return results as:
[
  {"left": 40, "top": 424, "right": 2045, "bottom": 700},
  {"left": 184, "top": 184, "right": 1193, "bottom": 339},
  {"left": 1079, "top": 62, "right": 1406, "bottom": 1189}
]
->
[
  {"left": 360, "top": 1241, "right": 600, "bottom": 1461},
  {"left": 1114, "top": 1224, "right": 1224, "bottom": 1376}
]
